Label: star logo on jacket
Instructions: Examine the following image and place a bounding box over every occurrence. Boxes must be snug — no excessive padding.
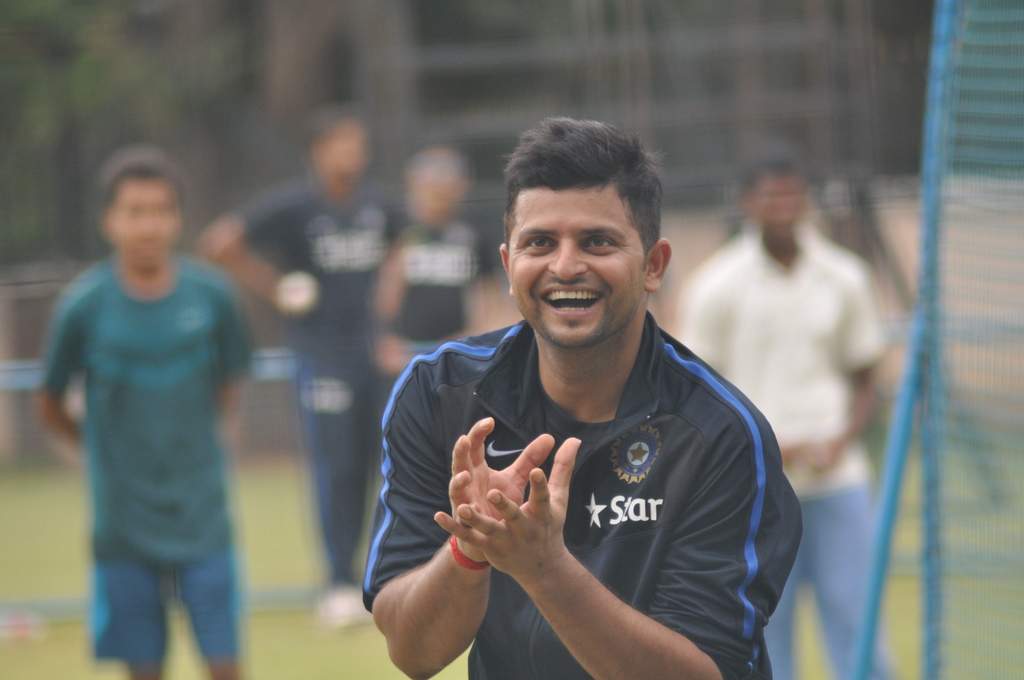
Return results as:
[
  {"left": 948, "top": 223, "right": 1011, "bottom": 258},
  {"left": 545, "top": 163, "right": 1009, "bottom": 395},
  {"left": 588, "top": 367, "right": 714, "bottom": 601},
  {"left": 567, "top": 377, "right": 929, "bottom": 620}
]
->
[
  {"left": 585, "top": 493, "right": 607, "bottom": 527},
  {"left": 611, "top": 423, "right": 661, "bottom": 484},
  {"left": 583, "top": 492, "right": 662, "bottom": 529}
]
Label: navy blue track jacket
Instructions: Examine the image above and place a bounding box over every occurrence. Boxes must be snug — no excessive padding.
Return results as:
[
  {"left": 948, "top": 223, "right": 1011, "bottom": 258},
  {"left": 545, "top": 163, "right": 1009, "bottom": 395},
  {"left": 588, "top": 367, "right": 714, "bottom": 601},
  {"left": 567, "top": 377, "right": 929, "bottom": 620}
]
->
[{"left": 364, "top": 314, "right": 802, "bottom": 679}]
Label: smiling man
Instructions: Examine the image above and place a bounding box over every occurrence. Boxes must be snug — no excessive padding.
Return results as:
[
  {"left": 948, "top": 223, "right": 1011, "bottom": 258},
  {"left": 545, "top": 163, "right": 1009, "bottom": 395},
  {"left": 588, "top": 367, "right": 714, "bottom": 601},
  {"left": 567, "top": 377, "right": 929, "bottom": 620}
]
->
[{"left": 364, "top": 118, "right": 801, "bottom": 680}]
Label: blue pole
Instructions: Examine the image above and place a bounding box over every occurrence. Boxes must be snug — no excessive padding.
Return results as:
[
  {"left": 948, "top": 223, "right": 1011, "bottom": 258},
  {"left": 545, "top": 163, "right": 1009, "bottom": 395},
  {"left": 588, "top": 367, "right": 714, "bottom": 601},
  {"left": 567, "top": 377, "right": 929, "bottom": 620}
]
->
[
  {"left": 852, "top": 0, "right": 960, "bottom": 677},
  {"left": 914, "top": 0, "right": 960, "bottom": 677},
  {"left": 850, "top": 311, "right": 924, "bottom": 680}
]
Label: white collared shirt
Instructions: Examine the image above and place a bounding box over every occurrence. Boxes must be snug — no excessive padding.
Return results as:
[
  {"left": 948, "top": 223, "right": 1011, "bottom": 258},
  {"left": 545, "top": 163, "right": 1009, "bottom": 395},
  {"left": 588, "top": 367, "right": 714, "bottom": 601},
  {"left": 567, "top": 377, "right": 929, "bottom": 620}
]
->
[{"left": 679, "top": 225, "right": 886, "bottom": 498}]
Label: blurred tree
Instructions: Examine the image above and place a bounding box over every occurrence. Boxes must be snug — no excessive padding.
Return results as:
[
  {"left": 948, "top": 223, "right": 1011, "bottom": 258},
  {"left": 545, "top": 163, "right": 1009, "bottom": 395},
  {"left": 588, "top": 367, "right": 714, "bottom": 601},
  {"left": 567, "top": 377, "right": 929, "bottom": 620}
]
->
[
  {"left": 0, "top": 0, "right": 933, "bottom": 268},
  {"left": 871, "top": 0, "right": 934, "bottom": 174},
  {"left": 262, "top": 0, "right": 346, "bottom": 123},
  {"left": 0, "top": 0, "right": 249, "bottom": 263}
]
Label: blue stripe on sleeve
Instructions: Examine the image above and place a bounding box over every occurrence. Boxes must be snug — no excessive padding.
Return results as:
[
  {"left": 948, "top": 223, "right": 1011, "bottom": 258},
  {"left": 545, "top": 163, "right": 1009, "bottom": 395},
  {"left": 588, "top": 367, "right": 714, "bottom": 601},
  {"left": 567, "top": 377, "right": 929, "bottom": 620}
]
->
[
  {"left": 363, "top": 325, "right": 522, "bottom": 594},
  {"left": 663, "top": 343, "right": 767, "bottom": 646}
]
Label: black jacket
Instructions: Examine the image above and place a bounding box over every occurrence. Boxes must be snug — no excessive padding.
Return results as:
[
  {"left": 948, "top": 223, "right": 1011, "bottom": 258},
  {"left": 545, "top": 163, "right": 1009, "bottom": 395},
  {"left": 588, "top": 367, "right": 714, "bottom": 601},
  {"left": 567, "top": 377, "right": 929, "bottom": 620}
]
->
[{"left": 364, "top": 315, "right": 802, "bottom": 679}]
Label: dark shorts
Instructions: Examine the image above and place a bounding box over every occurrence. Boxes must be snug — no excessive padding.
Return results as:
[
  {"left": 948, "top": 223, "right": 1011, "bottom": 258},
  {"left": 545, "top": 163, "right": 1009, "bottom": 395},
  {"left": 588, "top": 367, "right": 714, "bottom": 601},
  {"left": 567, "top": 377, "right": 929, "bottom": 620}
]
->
[{"left": 90, "top": 550, "right": 241, "bottom": 667}]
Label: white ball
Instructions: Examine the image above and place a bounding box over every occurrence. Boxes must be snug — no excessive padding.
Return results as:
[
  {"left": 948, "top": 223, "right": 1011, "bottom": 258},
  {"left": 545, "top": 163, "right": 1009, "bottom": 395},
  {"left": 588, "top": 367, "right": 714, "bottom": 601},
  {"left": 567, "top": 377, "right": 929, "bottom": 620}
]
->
[{"left": 275, "top": 271, "right": 319, "bottom": 316}]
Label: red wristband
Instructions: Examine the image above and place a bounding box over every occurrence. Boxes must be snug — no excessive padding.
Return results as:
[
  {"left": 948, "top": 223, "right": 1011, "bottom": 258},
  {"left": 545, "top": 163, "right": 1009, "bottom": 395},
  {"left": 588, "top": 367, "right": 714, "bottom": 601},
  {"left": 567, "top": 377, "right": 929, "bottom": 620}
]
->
[{"left": 449, "top": 535, "right": 489, "bottom": 570}]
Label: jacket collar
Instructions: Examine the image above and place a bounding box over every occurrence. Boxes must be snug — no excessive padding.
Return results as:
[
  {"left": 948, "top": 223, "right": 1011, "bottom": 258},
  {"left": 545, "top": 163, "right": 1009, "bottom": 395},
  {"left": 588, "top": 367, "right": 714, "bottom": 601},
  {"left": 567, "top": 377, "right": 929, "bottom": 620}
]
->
[{"left": 475, "top": 313, "right": 663, "bottom": 435}]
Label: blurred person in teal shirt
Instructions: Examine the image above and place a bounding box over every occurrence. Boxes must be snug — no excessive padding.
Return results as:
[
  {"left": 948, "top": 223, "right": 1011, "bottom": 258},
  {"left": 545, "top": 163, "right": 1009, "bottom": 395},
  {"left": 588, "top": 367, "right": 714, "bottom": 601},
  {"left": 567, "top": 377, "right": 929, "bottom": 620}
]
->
[{"left": 37, "top": 146, "right": 251, "bottom": 680}]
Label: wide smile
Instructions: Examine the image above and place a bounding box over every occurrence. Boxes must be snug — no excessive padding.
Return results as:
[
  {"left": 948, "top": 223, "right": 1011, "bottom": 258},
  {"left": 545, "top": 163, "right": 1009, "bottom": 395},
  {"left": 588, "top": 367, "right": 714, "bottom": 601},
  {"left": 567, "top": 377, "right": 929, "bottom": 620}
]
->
[{"left": 542, "top": 289, "right": 602, "bottom": 314}]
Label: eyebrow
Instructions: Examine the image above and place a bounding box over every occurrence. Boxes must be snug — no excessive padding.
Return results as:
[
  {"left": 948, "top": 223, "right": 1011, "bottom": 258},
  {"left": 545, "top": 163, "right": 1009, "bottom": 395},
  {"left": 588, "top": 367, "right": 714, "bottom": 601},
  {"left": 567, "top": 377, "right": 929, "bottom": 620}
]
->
[{"left": 515, "top": 225, "right": 625, "bottom": 242}]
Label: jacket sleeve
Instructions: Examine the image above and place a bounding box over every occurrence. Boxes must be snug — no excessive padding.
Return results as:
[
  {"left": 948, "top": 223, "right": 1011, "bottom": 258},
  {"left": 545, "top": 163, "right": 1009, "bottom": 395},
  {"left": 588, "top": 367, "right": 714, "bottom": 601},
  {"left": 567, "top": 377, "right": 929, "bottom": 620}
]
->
[
  {"left": 362, "top": 361, "right": 453, "bottom": 609},
  {"left": 838, "top": 263, "right": 886, "bottom": 372},
  {"left": 648, "top": 412, "right": 802, "bottom": 680}
]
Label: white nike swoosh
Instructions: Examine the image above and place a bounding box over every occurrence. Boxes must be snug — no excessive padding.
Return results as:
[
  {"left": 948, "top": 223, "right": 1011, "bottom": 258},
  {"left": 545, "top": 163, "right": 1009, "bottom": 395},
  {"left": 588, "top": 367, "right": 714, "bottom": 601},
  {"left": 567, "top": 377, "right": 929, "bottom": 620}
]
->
[{"left": 486, "top": 441, "right": 523, "bottom": 458}]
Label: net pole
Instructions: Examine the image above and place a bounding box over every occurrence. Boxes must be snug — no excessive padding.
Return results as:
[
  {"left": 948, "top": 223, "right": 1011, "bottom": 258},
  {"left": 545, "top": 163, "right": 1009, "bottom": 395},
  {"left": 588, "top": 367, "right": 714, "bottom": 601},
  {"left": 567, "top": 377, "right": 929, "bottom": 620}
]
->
[
  {"left": 914, "top": 1, "right": 961, "bottom": 677},
  {"left": 851, "top": 310, "right": 923, "bottom": 680},
  {"left": 851, "top": 0, "right": 960, "bottom": 677}
]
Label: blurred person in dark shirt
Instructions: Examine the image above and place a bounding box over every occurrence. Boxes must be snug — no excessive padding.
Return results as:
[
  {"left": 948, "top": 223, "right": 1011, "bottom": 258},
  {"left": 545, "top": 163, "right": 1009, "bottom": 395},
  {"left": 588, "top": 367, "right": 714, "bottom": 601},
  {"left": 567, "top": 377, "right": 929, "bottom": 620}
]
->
[
  {"left": 375, "top": 146, "right": 500, "bottom": 377},
  {"left": 200, "top": 106, "right": 401, "bottom": 628}
]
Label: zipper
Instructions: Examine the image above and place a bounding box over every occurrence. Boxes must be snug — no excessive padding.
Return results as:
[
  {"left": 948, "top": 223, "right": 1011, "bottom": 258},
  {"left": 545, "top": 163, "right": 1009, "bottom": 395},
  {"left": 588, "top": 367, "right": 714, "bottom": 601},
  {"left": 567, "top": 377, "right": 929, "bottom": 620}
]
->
[
  {"left": 473, "top": 389, "right": 659, "bottom": 539},
  {"left": 473, "top": 392, "right": 656, "bottom": 470},
  {"left": 471, "top": 390, "right": 538, "bottom": 451},
  {"left": 470, "top": 394, "right": 658, "bottom": 679}
]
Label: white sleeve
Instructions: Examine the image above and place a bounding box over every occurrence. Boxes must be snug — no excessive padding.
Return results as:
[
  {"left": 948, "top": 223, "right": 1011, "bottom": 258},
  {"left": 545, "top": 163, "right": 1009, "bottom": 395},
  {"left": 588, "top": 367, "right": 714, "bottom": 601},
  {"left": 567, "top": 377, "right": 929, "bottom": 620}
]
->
[{"left": 840, "top": 266, "right": 886, "bottom": 371}]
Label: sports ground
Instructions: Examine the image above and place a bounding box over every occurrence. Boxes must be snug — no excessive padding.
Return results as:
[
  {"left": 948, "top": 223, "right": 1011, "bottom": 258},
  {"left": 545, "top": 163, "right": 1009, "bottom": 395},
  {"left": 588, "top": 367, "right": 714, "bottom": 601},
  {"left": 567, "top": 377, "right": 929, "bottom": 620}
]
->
[{"left": 1, "top": 457, "right": 921, "bottom": 679}]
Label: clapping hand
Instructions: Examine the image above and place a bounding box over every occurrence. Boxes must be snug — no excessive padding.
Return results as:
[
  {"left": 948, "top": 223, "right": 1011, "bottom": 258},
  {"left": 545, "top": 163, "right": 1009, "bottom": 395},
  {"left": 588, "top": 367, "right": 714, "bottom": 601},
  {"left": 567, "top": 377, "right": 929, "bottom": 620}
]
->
[{"left": 435, "top": 417, "right": 581, "bottom": 584}]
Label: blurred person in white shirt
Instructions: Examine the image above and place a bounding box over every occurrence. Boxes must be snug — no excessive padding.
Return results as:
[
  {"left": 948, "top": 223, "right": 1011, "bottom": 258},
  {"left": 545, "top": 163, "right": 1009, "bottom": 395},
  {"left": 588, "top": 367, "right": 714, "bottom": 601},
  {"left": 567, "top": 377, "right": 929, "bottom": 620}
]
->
[{"left": 679, "top": 144, "right": 892, "bottom": 680}]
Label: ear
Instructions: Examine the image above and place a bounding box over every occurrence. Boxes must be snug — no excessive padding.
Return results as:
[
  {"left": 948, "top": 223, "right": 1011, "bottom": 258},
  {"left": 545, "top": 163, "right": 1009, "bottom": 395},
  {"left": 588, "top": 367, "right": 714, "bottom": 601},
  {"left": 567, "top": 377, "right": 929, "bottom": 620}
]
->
[
  {"left": 100, "top": 208, "right": 115, "bottom": 244},
  {"left": 644, "top": 238, "right": 672, "bottom": 293},
  {"left": 499, "top": 242, "right": 512, "bottom": 296}
]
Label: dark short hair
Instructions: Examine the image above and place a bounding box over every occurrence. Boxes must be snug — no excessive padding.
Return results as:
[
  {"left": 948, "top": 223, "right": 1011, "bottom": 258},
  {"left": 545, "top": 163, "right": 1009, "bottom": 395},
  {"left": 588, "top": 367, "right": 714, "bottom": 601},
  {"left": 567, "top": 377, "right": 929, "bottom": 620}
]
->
[
  {"left": 306, "top": 103, "right": 366, "bottom": 147},
  {"left": 740, "top": 142, "right": 806, "bottom": 193},
  {"left": 98, "top": 145, "right": 183, "bottom": 210},
  {"left": 503, "top": 117, "right": 662, "bottom": 251}
]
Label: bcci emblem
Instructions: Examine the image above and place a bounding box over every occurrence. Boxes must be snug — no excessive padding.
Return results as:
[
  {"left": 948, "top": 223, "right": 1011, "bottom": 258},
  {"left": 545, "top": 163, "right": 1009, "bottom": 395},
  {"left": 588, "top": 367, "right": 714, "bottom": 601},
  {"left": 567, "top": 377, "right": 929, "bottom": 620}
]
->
[{"left": 611, "top": 423, "right": 661, "bottom": 484}]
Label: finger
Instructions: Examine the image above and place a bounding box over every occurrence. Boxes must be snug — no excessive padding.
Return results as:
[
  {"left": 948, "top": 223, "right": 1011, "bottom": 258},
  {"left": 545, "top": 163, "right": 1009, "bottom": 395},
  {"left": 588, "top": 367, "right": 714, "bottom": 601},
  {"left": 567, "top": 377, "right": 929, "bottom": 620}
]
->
[
  {"left": 548, "top": 437, "right": 581, "bottom": 502},
  {"left": 466, "top": 417, "right": 495, "bottom": 468},
  {"left": 457, "top": 504, "right": 503, "bottom": 536},
  {"left": 451, "top": 435, "right": 472, "bottom": 475},
  {"left": 448, "top": 470, "right": 473, "bottom": 506},
  {"left": 434, "top": 511, "right": 489, "bottom": 546},
  {"left": 434, "top": 511, "right": 461, "bottom": 536},
  {"left": 511, "top": 433, "right": 555, "bottom": 478},
  {"left": 487, "top": 489, "right": 524, "bottom": 523},
  {"left": 524, "top": 468, "right": 552, "bottom": 520}
]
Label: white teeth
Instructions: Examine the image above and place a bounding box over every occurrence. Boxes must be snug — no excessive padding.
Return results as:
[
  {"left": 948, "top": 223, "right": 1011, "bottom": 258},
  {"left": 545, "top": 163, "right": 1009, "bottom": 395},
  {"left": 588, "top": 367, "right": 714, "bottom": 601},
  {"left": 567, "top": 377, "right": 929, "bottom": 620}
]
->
[{"left": 547, "top": 290, "right": 598, "bottom": 301}]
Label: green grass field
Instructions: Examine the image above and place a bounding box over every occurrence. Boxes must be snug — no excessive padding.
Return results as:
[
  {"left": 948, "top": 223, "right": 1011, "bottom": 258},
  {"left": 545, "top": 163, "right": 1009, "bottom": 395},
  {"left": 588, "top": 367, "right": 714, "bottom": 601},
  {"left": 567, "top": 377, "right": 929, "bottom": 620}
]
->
[{"left": 0, "top": 459, "right": 920, "bottom": 679}]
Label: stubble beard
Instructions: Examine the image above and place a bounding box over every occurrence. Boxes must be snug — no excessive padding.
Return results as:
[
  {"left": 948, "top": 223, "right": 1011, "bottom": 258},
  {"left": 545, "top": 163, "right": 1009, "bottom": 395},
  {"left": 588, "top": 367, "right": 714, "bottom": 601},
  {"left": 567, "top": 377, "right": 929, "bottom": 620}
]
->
[
  {"left": 530, "top": 298, "right": 642, "bottom": 353},
  {"left": 534, "top": 316, "right": 609, "bottom": 350}
]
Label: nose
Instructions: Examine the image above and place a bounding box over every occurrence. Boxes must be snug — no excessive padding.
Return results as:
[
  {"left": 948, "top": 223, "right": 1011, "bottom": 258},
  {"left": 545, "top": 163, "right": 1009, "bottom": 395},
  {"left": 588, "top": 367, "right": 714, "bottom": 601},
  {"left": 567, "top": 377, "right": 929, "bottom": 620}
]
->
[
  {"left": 138, "top": 208, "right": 170, "bottom": 235},
  {"left": 548, "top": 240, "right": 586, "bottom": 281},
  {"left": 136, "top": 218, "right": 164, "bottom": 242},
  {"left": 139, "top": 213, "right": 159, "bottom": 231}
]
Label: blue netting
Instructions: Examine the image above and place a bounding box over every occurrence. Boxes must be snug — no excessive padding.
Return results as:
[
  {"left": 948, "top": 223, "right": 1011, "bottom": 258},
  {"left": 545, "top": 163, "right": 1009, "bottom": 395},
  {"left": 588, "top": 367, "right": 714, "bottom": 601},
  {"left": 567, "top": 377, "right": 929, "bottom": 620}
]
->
[
  {"left": 931, "top": 0, "right": 1024, "bottom": 677},
  {"left": 857, "top": 2, "right": 1024, "bottom": 678}
]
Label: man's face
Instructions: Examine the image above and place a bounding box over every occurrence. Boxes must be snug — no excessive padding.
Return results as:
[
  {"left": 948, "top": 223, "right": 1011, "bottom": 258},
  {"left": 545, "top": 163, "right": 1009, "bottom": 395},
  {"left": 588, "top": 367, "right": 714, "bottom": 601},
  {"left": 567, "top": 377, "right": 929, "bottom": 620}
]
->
[
  {"left": 742, "top": 173, "right": 808, "bottom": 240},
  {"left": 407, "top": 170, "right": 467, "bottom": 227},
  {"left": 500, "top": 185, "right": 668, "bottom": 350},
  {"left": 103, "top": 178, "right": 181, "bottom": 272},
  {"left": 311, "top": 121, "right": 369, "bottom": 194}
]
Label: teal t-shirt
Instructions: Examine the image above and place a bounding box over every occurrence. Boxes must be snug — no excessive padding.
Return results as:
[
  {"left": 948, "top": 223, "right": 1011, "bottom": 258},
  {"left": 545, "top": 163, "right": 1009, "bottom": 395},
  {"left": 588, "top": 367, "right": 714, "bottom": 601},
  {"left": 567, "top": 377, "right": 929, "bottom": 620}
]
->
[{"left": 42, "top": 258, "right": 251, "bottom": 564}]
